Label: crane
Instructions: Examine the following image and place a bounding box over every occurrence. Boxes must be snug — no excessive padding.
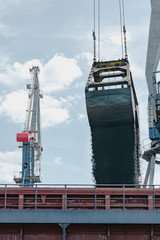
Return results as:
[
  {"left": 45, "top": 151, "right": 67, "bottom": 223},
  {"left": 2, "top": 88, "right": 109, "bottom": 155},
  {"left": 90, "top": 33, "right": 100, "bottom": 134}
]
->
[
  {"left": 14, "top": 66, "right": 43, "bottom": 186},
  {"left": 142, "top": 0, "right": 160, "bottom": 186},
  {"left": 85, "top": 0, "right": 140, "bottom": 185}
]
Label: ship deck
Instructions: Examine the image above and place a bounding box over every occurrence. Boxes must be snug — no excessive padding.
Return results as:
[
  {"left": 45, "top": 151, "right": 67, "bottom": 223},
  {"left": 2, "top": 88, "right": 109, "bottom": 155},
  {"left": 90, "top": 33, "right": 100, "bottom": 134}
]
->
[
  {"left": 0, "top": 184, "right": 160, "bottom": 212},
  {"left": 0, "top": 184, "right": 160, "bottom": 239}
]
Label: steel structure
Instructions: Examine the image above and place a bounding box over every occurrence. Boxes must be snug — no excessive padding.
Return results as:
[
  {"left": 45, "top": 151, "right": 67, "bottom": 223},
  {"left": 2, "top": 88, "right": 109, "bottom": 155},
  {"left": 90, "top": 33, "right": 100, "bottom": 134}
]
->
[
  {"left": 85, "top": 59, "right": 140, "bottom": 184},
  {"left": 0, "top": 184, "right": 160, "bottom": 239},
  {"left": 0, "top": 183, "right": 159, "bottom": 211},
  {"left": 0, "top": 224, "right": 159, "bottom": 240},
  {"left": 14, "top": 66, "right": 43, "bottom": 186},
  {"left": 143, "top": 0, "right": 160, "bottom": 185}
]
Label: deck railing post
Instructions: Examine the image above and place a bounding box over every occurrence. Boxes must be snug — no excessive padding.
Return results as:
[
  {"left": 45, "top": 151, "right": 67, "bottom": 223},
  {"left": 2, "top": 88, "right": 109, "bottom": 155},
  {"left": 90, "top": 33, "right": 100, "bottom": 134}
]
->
[
  {"left": 123, "top": 185, "right": 125, "bottom": 210},
  {"left": 4, "top": 184, "right": 7, "bottom": 210},
  {"left": 153, "top": 185, "right": 155, "bottom": 210},
  {"left": 95, "top": 185, "right": 97, "bottom": 210},
  {"left": 65, "top": 185, "right": 67, "bottom": 210},
  {"left": 35, "top": 184, "right": 37, "bottom": 210}
]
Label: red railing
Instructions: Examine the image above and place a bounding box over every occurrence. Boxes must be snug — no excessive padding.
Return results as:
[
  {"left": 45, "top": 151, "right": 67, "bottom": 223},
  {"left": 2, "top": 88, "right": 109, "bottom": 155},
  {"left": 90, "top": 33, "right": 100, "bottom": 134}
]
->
[{"left": 0, "top": 184, "right": 159, "bottom": 211}]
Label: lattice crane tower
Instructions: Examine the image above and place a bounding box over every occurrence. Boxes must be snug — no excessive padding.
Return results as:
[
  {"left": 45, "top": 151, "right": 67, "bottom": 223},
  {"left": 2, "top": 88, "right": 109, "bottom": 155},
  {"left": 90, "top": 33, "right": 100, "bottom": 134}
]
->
[{"left": 14, "top": 66, "right": 43, "bottom": 186}]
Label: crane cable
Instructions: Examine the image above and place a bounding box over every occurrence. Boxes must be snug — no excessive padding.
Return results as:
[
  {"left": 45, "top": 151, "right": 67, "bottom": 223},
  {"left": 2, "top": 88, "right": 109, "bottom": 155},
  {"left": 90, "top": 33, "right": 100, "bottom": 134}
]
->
[
  {"left": 98, "top": 0, "right": 100, "bottom": 61},
  {"left": 92, "top": 0, "right": 101, "bottom": 63},
  {"left": 119, "top": 0, "right": 124, "bottom": 59},
  {"left": 93, "top": 0, "right": 96, "bottom": 63},
  {"left": 93, "top": 1, "right": 127, "bottom": 62},
  {"left": 119, "top": 0, "right": 128, "bottom": 60},
  {"left": 122, "top": 0, "right": 128, "bottom": 59}
]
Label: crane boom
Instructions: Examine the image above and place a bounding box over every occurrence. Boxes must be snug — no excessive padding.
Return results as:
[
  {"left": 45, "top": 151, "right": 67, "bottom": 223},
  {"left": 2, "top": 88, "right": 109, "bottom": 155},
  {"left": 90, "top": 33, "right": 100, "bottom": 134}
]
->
[
  {"left": 143, "top": 0, "right": 160, "bottom": 185},
  {"left": 14, "top": 66, "right": 43, "bottom": 186},
  {"left": 25, "top": 66, "right": 42, "bottom": 163},
  {"left": 146, "top": 0, "right": 160, "bottom": 123}
]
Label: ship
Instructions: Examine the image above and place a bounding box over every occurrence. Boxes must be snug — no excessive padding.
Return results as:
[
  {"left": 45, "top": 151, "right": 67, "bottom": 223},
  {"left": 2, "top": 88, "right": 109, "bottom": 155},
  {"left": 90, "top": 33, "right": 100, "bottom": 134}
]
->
[{"left": 0, "top": 1, "right": 160, "bottom": 239}]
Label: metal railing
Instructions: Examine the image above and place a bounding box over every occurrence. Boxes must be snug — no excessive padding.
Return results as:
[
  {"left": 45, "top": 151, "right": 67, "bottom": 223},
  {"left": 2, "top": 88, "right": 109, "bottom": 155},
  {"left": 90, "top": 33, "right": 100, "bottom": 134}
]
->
[{"left": 0, "top": 184, "right": 159, "bottom": 211}]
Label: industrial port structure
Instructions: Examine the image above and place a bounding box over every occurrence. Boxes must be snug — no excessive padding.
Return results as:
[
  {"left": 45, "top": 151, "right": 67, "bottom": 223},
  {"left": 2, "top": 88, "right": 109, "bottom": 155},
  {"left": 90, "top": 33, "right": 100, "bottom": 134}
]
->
[
  {"left": 0, "top": 0, "right": 160, "bottom": 239},
  {"left": 14, "top": 66, "right": 43, "bottom": 186},
  {"left": 0, "top": 183, "right": 160, "bottom": 239}
]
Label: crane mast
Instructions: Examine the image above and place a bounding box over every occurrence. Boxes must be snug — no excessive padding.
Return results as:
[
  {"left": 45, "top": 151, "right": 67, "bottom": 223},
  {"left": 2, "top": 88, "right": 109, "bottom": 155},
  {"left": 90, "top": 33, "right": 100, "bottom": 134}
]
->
[
  {"left": 14, "top": 66, "right": 43, "bottom": 186},
  {"left": 143, "top": 0, "right": 160, "bottom": 185}
]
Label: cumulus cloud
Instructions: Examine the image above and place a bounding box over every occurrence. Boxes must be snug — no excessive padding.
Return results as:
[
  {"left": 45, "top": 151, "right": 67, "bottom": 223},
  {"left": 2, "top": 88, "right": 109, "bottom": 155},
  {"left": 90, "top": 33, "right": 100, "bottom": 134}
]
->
[
  {"left": 0, "top": 55, "right": 82, "bottom": 93},
  {"left": 0, "top": 59, "right": 42, "bottom": 86},
  {"left": 0, "top": 150, "right": 21, "bottom": 183},
  {"left": 78, "top": 113, "right": 86, "bottom": 120},
  {"left": 42, "top": 55, "right": 82, "bottom": 92},
  {"left": 0, "top": 90, "right": 27, "bottom": 124},
  {"left": 0, "top": 54, "right": 83, "bottom": 127},
  {"left": 0, "top": 91, "right": 69, "bottom": 128},
  {"left": 41, "top": 95, "right": 69, "bottom": 128},
  {"left": 76, "top": 52, "right": 93, "bottom": 66}
]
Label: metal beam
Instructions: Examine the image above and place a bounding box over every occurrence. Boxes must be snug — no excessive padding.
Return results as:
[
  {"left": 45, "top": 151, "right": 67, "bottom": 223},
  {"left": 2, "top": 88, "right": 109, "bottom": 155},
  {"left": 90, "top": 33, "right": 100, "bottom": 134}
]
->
[
  {"left": 0, "top": 210, "right": 160, "bottom": 224},
  {"left": 58, "top": 224, "right": 70, "bottom": 240},
  {"left": 144, "top": 160, "right": 151, "bottom": 186},
  {"left": 149, "top": 153, "right": 156, "bottom": 185},
  {"left": 146, "top": 0, "right": 160, "bottom": 121}
]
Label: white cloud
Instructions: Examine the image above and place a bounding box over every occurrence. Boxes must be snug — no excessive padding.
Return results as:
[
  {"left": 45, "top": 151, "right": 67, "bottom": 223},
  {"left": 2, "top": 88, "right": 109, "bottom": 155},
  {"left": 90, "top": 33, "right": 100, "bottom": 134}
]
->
[
  {"left": 78, "top": 113, "right": 86, "bottom": 120},
  {"left": 0, "top": 59, "right": 43, "bottom": 86},
  {"left": 0, "top": 150, "right": 21, "bottom": 183},
  {"left": 76, "top": 52, "right": 93, "bottom": 66},
  {"left": 42, "top": 55, "right": 82, "bottom": 92},
  {"left": 0, "top": 91, "right": 69, "bottom": 128},
  {"left": 0, "top": 55, "right": 82, "bottom": 93},
  {"left": 0, "top": 54, "right": 83, "bottom": 127},
  {"left": 41, "top": 96, "right": 69, "bottom": 128},
  {"left": 0, "top": 90, "right": 27, "bottom": 124}
]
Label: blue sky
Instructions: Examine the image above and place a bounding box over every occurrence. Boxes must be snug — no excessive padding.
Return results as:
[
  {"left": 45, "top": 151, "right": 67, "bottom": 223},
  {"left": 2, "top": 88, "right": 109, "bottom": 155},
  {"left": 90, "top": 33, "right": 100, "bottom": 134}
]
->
[{"left": 0, "top": 0, "right": 158, "bottom": 184}]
